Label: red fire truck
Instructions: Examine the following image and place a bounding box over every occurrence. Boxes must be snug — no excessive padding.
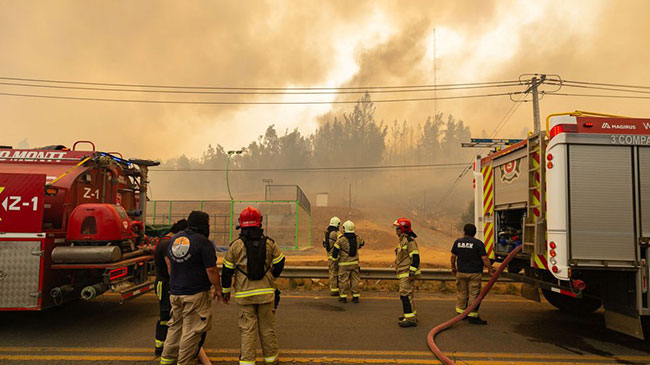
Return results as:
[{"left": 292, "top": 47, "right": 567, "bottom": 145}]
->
[
  {"left": 0, "top": 141, "right": 159, "bottom": 311},
  {"left": 472, "top": 111, "right": 650, "bottom": 339}
]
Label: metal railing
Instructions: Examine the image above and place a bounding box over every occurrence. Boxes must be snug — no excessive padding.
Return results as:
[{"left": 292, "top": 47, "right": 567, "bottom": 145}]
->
[{"left": 268, "top": 266, "right": 520, "bottom": 282}]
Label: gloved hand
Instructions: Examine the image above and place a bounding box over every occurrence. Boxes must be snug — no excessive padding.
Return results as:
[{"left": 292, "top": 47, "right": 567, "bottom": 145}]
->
[{"left": 274, "top": 289, "right": 281, "bottom": 309}]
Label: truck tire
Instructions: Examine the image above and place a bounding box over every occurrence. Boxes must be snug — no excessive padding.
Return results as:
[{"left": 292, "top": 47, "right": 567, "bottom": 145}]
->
[
  {"left": 541, "top": 289, "right": 602, "bottom": 314},
  {"left": 507, "top": 262, "right": 524, "bottom": 274}
]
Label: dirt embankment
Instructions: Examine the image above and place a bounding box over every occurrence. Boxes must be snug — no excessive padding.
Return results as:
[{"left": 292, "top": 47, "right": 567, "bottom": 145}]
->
[{"left": 291, "top": 205, "right": 460, "bottom": 267}]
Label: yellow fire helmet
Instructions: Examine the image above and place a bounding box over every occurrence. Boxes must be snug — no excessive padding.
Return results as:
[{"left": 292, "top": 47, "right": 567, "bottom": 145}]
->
[
  {"left": 342, "top": 220, "right": 355, "bottom": 233},
  {"left": 329, "top": 216, "right": 341, "bottom": 228}
]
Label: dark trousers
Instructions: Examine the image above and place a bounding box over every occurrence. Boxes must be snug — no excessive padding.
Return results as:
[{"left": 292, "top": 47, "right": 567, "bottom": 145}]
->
[{"left": 155, "top": 279, "right": 171, "bottom": 353}]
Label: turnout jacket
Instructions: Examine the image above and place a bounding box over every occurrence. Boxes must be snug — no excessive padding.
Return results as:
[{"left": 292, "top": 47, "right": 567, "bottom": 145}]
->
[
  {"left": 331, "top": 234, "right": 365, "bottom": 267},
  {"left": 395, "top": 233, "right": 421, "bottom": 278},
  {"left": 221, "top": 237, "right": 285, "bottom": 305}
]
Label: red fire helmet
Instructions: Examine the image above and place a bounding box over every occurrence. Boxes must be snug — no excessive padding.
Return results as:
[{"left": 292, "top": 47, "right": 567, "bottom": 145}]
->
[
  {"left": 239, "top": 206, "right": 262, "bottom": 228},
  {"left": 393, "top": 217, "right": 412, "bottom": 233}
]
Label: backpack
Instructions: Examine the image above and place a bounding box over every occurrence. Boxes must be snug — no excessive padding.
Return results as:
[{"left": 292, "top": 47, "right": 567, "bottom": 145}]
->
[
  {"left": 345, "top": 233, "right": 358, "bottom": 257},
  {"left": 242, "top": 237, "right": 268, "bottom": 280}
]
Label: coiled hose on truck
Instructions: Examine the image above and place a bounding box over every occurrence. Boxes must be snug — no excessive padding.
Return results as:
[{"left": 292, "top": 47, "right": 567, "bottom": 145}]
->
[{"left": 427, "top": 245, "right": 523, "bottom": 364}]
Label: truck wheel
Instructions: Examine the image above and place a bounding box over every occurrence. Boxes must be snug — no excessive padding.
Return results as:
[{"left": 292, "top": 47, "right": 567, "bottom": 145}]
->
[
  {"left": 507, "top": 263, "right": 523, "bottom": 274},
  {"left": 541, "top": 289, "right": 602, "bottom": 314}
]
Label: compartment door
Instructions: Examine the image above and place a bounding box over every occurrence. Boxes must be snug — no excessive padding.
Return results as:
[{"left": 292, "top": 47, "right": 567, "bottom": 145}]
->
[
  {"left": 568, "top": 145, "right": 636, "bottom": 265},
  {"left": 0, "top": 240, "right": 42, "bottom": 308}
]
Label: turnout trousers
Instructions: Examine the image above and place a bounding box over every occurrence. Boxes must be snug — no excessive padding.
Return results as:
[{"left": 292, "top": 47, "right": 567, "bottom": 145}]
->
[
  {"left": 398, "top": 274, "right": 416, "bottom": 321},
  {"left": 455, "top": 272, "right": 482, "bottom": 317},
  {"left": 238, "top": 302, "right": 279, "bottom": 364},
  {"left": 328, "top": 258, "right": 339, "bottom": 295},
  {"left": 338, "top": 263, "right": 360, "bottom": 299},
  {"left": 155, "top": 280, "right": 172, "bottom": 355},
  {"left": 161, "top": 290, "right": 212, "bottom": 365}
]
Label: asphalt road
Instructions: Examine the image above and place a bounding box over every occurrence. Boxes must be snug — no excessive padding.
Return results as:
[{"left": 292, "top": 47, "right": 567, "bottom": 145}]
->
[{"left": 0, "top": 291, "right": 649, "bottom": 364}]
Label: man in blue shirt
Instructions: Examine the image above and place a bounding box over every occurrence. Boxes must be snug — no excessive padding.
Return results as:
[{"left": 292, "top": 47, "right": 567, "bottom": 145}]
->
[
  {"left": 161, "top": 211, "right": 222, "bottom": 365},
  {"left": 451, "top": 223, "right": 494, "bottom": 325}
]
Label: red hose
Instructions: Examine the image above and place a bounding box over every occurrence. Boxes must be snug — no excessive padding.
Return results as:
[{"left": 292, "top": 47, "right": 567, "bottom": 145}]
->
[{"left": 427, "top": 245, "right": 523, "bottom": 364}]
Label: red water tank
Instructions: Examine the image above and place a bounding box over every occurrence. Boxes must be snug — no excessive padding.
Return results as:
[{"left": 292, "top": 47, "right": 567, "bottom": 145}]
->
[{"left": 66, "top": 203, "right": 143, "bottom": 243}]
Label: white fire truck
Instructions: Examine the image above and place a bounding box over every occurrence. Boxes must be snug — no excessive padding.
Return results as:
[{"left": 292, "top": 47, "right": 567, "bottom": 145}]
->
[{"left": 472, "top": 111, "right": 650, "bottom": 339}]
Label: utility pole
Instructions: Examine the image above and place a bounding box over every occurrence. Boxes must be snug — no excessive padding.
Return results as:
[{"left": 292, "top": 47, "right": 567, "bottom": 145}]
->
[
  {"left": 433, "top": 28, "right": 437, "bottom": 119},
  {"left": 526, "top": 75, "right": 546, "bottom": 132},
  {"left": 348, "top": 183, "right": 352, "bottom": 213}
]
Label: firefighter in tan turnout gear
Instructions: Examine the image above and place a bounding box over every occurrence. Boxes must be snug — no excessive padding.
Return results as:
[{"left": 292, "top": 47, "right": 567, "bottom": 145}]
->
[
  {"left": 221, "top": 207, "right": 286, "bottom": 365},
  {"left": 323, "top": 217, "right": 342, "bottom": 296},
  {"left": 331, "top": 220, "right": 365, "bottom": 303},
  {"left": 393, "top": 218, "right": 421, "bottom": 328}
]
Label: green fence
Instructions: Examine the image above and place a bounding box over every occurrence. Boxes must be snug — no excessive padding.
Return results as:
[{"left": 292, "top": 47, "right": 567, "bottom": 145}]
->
[{"left": 147, "top": 199, "right": 311, "bottom": 249}]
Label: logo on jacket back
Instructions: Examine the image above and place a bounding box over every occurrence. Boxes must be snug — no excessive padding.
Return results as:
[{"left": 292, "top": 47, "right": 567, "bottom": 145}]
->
[
  {"left": 457, "top": 242, "right": 474, "bottom": 249},
  {"left": 499, "top": 159, "right": 521, "bottom": 184},
  {"left": 171, "top": 236, "right": 191, "bottom": 260}
]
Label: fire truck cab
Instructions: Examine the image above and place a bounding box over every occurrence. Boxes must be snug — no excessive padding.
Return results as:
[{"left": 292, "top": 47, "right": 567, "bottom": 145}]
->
[{"left": 472, "top": 111, "right": 650, "bottom": 339}]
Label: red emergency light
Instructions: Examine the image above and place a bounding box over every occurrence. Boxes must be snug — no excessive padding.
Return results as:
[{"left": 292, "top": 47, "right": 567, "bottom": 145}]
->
[{"left": 549, "top": 124, "right": 578, "bottom": 140}]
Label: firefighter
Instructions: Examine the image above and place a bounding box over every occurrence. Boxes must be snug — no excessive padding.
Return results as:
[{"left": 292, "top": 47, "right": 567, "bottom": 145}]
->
[
  {"left": 154, "top": 219, "right": 188, "bottom": 356},
  {"left": 323, "top": 217, "right": 342, "bottom": 296},
  {"left": 331, "top": 220, "right": 365, "bottom": 303},
  {"left": 221, "top": 206, "right": 286, "bottom": 365},
  {"left": 393, "top": 218, "right": 421, "bottom": 328},
  {"left": 161, "top": 211, "right": 222, "bottom": 365},
  {"left": 451, "top": 223, "right": 495, "bottom": 325}
]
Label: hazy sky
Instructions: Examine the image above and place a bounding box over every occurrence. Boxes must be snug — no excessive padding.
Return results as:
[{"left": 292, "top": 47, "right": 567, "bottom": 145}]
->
[{"left": 2, "top": 0, "right": 650, "bottom": 161}]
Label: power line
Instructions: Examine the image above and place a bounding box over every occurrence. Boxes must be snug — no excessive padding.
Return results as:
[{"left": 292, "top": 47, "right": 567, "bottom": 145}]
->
[
  {"left": 0, "top": 90, "right": 521, "bottom": 105},
  {"left": 546, "top": 81, "right": 650, "bottom": 95},
  {"left": 562, "top": 79, "right": 650, "bottom": 90},
  {"left": 0, "top": 80, "right": 524, "bottom": 95},
  {"left": 543, "top": 92, "right": 650, "bottom": 100},
  {"left": 0, "top": 75, "right": 521, "bottom": 91},
  {"left": 151, "top": 162, "right": 470, "bottom": 173}
]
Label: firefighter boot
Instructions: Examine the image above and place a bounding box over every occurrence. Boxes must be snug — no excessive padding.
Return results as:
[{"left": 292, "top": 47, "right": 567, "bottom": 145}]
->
[
  {"left": 468, "top": 316, "right": 488, "bottom": 325},
  {"left": 339, "top": 296, "right": 347, "bottom": 303},
  {"left": 398, "top": 318, "right": 417, "bottom": 327},
  {"left": 398, "top": 296, "right": 417, "bottom": 326}
]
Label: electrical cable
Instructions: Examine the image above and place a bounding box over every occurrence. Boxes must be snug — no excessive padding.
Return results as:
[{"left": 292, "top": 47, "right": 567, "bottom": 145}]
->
[
  {"left": 0, "top": 80, "right": 524, "bottom": 95},
  {"left": 0, "top": 90, "right": 521, "bottom": 105},
  {"left": 542, "top": 91, "right": 650, "bottom": 100},
  {"left": 0, "top": 75, "right": 521, "bottom": 91},
  {"left": 561, "top": 79, "right": 650, "bottom": 90},
  {"left": 151, "top": 162, "right": 470, "bottom": 173},
  {"left": 545, "top": 82, "right": 650, "bottom": 95}
]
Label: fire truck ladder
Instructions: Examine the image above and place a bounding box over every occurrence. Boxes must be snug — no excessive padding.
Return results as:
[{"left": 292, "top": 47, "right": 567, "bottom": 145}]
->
[{"left": 523, "top": 131, "right": 547, "bottom": 257}]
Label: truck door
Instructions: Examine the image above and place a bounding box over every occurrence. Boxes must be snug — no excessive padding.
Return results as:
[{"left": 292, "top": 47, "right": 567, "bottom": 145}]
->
[{"left": 568, "top": 145, "right": 636, "bottom": 266}]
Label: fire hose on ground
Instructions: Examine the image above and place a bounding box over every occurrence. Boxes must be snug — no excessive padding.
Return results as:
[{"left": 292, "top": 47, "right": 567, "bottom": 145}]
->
[{"left": 427, "top": 245, "right": 523, "bottom": 365}]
